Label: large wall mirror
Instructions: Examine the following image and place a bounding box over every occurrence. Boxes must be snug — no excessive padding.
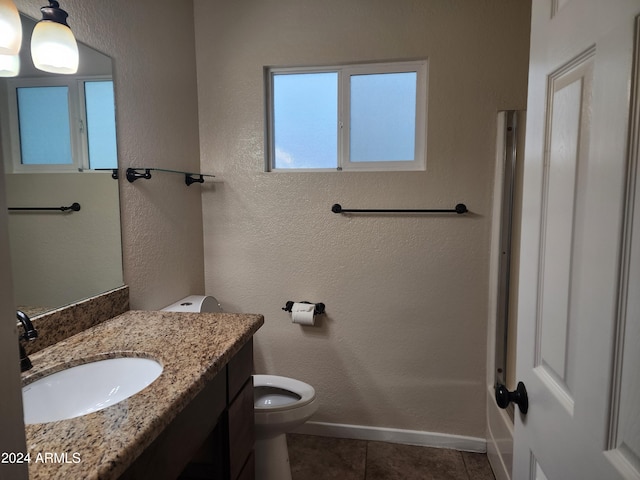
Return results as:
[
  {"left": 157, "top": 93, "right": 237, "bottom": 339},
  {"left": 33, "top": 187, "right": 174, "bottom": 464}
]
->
[{"left": 0, "top": 14, "right": 123, "bottom": 317}]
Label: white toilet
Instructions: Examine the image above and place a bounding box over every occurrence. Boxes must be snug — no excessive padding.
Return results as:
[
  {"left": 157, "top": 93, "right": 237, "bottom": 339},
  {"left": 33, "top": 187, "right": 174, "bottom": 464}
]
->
[
  {"left": 162, "top": 294, "right": 223, "bottom": 313},
  {"left": 254, "top": 374, "right": 318, "bottom": 480},
  {"left": 162, "top": 296, "right": 318, "bottom": 480}
]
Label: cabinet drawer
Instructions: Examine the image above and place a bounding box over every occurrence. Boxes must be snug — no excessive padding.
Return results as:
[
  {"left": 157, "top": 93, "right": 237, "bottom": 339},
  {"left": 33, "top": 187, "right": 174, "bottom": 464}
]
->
[{"left": 228, "top": 377, "right": 254, "bottom": 480}]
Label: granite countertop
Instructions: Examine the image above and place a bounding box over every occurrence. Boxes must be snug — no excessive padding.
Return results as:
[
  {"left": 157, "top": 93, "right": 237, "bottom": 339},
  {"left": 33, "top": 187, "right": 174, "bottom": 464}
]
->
[{"left": 21, "top": 310, "right": 264, "bottom": 480}]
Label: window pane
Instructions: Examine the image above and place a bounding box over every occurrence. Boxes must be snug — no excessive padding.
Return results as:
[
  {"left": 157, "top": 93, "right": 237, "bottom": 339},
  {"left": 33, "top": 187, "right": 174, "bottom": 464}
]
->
[
  {"left": 85, "top": 81, "right": 117, "bottom": 169},
  {"left": 17, "top": 86, "right": 72, "bottom": 165},
  {"left": 273, "top": 72, "right": 338, "bottom": 169},
  {"left": 350, "top": 72, "right": 417, "bottom": 162}
]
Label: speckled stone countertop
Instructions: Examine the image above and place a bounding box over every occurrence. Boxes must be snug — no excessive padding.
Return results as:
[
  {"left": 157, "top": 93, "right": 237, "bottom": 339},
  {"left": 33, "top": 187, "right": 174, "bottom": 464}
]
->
[
  {"left": 22, "top": 286, "right": 130, "bottom": 356},
  {"left": 22, "top": 310, "right": 263, "bottom": 480}
]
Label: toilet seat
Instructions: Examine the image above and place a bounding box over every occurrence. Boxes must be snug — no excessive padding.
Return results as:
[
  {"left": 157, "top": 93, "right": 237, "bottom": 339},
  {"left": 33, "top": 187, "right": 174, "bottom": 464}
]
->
[{"left": 254, "top": 374, "right": 315, "bottom": 412}]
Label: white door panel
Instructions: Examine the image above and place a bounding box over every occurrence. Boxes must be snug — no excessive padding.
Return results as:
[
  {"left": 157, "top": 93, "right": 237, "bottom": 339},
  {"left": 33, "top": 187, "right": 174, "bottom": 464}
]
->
[
  {"left": 607, "top": 22, "right": 640, "bottom": 473},
  {"left": 513, "top": 0, "right": 640, "bottom": 478},
  {"left": 537, "top": 52, "right": 592, "bottom": 410}
]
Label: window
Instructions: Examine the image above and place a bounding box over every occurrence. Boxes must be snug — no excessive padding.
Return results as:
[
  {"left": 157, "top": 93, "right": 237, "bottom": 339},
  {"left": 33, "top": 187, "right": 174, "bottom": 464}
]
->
[
  {"left": 266, "top": 60, "right": 427, "bottom": 171},
  {"left": 5, "top": 77, "right": 117, "bottom": 172}
]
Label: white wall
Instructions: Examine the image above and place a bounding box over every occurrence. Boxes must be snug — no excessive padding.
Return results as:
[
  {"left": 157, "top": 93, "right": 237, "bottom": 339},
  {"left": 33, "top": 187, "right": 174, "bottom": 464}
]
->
[{"left": 195, "top": 0, "right": 531, "bottom": 439}]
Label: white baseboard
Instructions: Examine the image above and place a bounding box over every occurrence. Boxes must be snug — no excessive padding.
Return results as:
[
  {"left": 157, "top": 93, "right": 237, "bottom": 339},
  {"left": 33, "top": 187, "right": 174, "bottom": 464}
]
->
[{"left": 293, "top": 421, "right": 486, "bottom": 453}]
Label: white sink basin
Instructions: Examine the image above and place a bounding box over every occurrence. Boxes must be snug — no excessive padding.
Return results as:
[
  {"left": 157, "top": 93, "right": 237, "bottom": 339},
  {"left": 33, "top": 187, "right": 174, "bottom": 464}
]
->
[{"left": 22, "top": 357, "right": 163, "bottom": 424}]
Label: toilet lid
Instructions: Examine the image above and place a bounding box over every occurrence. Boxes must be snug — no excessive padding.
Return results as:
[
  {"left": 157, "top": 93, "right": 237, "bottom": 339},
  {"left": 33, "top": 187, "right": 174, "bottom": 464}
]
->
[{"left": 253, "top": 374, "right": 315, "bottom": 411}]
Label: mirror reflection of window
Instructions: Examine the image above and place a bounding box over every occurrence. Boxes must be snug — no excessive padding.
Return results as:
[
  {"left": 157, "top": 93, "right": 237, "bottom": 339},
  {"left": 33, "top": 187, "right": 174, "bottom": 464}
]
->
[
  {"left": 84, "top": 80, "right": 117, "bottom": 169},
  {"left": 17, "top": 85, "right": 72, "bottom": 165},
  {"left": 10, "top": 77, "right": 116, "bottom": 171}
]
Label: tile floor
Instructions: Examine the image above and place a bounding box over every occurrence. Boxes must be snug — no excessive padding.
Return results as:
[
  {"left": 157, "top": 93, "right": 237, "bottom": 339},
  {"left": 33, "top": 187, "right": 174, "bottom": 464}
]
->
[{"left": 287, "top": 434, "right": 495, "bottom": 480}]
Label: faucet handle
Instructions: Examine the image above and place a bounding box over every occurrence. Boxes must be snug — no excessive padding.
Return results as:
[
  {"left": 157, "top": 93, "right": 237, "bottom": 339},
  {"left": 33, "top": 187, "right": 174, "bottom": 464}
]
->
[{"left": 21, "top": 330, "right": 38, "bottom": 341}]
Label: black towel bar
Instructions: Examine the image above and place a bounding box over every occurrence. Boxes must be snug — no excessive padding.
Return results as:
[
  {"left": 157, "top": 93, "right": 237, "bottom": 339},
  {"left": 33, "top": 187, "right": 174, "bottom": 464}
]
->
[
  {"left": 8, "top": 202, "right": 81, "bottom": 212},
  {"left": 331, "top": 203, "right": 468, "bottom": 214}
]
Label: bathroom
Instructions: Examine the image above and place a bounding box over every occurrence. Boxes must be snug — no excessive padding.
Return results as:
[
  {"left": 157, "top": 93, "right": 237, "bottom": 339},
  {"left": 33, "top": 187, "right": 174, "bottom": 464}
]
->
[{"left": 3, "top": 0, "right": 639, "bottom": 479}]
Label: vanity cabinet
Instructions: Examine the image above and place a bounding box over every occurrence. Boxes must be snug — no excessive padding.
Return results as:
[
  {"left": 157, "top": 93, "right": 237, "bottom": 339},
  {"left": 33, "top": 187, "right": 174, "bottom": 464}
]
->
[
  {"left": 226, "top": 340, "right": 255, "bottom": 480},
  {"left": 120, "top": 339, "right": 254, "bottom": 480}
]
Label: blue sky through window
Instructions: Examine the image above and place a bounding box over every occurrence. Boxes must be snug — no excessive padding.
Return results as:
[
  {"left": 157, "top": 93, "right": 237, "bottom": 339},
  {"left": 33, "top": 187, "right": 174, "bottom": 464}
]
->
[
  {"left": 350, "top": 72, "right": 416, "bottom": 162},
  {"left": 270, "top": 63, "right": 423, "bottom": 170},
  {"left": 273, "top": 72, "right": 338, "bottom": 169},
  {"left": 18, "top": 86, "right": 72, "bottom": 165},
  {"left": 85, "top": 81, "right": 117, "bottom": 169}
]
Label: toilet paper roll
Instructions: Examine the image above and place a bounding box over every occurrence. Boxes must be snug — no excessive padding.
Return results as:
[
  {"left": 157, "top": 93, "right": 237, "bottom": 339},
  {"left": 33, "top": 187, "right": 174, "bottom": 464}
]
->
[{"left": 291, "top": 302, "right": 315, "bottom": 326}]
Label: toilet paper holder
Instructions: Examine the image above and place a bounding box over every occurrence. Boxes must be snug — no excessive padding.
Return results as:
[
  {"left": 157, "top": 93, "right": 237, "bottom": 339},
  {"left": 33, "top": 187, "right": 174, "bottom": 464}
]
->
[{"left": 282, "top": 301, "right": 325, "bottom": 315}]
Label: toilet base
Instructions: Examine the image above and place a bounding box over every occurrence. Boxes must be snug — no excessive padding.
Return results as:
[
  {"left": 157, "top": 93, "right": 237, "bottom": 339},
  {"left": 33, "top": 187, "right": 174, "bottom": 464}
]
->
[{"left": 255, "top": 433, "right": 292, "bottom": 480}]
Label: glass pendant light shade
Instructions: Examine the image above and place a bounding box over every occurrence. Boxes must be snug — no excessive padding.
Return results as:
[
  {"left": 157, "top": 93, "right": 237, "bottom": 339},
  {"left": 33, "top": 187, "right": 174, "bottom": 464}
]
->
[
  {"left": 0, "top": 53, "right": 19, "bottom": 77},
  {"left": 31, "top": 21, "right": 79, "bottom": 74},
  {"left": 31, "top": 1, "right": 78, "bottom": 74},
  {"left": 0, "top": 0, "right": 22, "bottom": 55}
]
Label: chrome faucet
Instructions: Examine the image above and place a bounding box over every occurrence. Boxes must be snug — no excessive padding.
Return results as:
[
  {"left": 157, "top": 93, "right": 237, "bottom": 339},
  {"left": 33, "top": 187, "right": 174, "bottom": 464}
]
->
[{"left": 16, "top": 310, "right": 38, "bottom": 372}]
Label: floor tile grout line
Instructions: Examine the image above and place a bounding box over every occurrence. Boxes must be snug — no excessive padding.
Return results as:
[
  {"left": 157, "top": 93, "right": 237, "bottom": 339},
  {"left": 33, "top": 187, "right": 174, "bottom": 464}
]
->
[
  {"left": 460, "top": 450, "right": 471, "bottom": 480},
  {"left": 363, "top": 440, "right": 369, "bottom": 480},
  {"left": 287, "top": 433, "right": 494, "bottom": 480}
]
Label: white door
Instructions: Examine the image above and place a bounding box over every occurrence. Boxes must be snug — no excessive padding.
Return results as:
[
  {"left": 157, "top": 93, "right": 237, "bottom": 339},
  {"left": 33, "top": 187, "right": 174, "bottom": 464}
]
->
[{"left": 513, "top": 0, "right": 640, "bottom": 479}]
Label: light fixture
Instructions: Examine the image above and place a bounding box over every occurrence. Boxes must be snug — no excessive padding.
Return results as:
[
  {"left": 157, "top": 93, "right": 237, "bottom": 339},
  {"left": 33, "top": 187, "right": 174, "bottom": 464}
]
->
[
  {"left": 0, "top": 0, "right": 22, "bottom": 55},
  {"left": 0, "top": 53, "right": 20, "bottom": 77},
  {"left": 31, "top": 0, "right": 78, "bottom": 74}
]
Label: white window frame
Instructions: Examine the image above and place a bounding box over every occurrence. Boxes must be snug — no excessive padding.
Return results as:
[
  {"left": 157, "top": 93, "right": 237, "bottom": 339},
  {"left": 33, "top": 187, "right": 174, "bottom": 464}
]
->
[
  {"left": 4, "top": 76, "right": 113, "bottom": 173},
  {"left": 265, "top": 60, "right": 428, "bottom": 172}
]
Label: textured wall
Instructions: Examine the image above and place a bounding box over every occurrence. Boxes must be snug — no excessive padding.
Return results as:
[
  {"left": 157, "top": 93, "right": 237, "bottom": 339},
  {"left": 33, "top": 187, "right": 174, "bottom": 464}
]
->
[
  {"left": 13, "top": 0, "right": 205, "bottom": 310},
  {"left": 195, "top": 0, "right": 531, "bottom": 438}
]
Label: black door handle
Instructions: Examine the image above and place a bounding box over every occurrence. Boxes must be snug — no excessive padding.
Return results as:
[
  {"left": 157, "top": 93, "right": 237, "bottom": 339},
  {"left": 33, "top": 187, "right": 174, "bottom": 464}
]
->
[{"left": 495, "top": 381, "right": 528, "bottom": 414}]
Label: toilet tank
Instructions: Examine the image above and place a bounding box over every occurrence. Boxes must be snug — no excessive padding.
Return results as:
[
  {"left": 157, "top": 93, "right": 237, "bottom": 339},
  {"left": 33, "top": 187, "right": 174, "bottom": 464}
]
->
[{"left": 161, "top": 295, "right": 223, "bottom": 313}]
